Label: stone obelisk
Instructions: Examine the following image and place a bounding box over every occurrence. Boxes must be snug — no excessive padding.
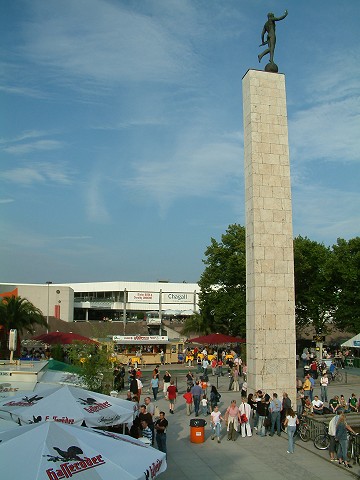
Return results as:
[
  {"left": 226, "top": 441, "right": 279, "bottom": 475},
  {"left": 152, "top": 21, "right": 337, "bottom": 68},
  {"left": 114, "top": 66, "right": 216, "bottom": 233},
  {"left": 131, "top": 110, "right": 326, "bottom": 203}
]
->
[{"left": 242, "top": 69, "right": 296, "bottom": 402}]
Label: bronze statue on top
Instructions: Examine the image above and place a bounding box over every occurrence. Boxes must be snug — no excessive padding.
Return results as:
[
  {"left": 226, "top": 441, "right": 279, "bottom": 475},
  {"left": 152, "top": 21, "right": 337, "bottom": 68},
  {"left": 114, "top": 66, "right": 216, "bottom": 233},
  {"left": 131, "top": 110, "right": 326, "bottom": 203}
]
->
[{"left": 258, "top": 10, "right": 288, "bottom": 73}]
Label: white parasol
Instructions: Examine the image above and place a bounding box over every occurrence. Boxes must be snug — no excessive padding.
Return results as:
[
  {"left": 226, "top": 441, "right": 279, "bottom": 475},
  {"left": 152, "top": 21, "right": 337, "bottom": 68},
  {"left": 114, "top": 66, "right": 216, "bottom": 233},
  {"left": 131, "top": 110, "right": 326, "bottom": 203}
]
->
[
  {"left": 0, "top": 384, "right": 135, "bottom": 427},
  {"left": 0, "top": 421, "right": 166, "bottom": 479}
]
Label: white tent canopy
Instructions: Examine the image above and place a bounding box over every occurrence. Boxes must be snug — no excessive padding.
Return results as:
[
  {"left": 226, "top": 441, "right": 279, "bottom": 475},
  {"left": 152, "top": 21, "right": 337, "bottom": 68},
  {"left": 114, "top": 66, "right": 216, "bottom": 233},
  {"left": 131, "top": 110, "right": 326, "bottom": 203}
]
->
[{"left": 341, "top": 333, "right": 360, "bottom": 348}]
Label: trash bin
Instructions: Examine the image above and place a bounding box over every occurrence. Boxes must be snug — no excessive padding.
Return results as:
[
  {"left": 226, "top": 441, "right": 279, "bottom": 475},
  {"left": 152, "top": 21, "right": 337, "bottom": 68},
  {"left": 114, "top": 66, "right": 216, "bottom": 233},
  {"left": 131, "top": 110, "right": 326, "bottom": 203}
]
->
[{"left": 190, "top": 418, "right": 207, "bottom": 443}]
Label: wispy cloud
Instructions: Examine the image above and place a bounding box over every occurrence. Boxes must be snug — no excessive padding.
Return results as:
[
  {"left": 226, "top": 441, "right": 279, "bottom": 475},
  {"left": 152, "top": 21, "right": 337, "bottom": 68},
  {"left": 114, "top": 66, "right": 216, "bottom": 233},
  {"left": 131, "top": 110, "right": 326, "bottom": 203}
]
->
[
  {"left": 84, "top": 171, "right": 111, "bottom": 223},
  {"left": 19, "top": 0, "right": 198, "bottom": 88},
  {"left": 293, "top": 183, "right": 360, "bottom": 243},
  {"left": 57, "top": 235, "right": 93, "bottom": 240},
  {"left": 125, "top": 130, "right": 243, "bottom": 213},
  {"left": 0, "top": 162, "right": 73, "bottom": 185},
  {"left": 3, "top": 140, "right": 64, "bottom": 155},
  {"left": 0, "top": 198, "right": 14, "bottom": 204},
  {"left": 289, "top": 50, "right": 360, "bottom": 164},
  {"left": 0, "top": 84, "right": 48, "bottom": 99}
]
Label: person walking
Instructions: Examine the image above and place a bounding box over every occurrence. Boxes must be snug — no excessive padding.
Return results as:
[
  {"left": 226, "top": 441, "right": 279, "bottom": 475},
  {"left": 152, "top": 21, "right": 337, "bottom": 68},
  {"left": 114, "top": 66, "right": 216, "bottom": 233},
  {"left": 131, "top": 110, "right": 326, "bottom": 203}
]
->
[
  {"left": 239, "top": 397, "right": 252, "bottom": 437},
  {"left": 225, "top": 400, "right": 241, "bottom": 441},
  {"left": 183, "top": 387, "right": 193, "bottom": 416},
  {"left": 269, "top": 393, "right": 282, "bottom": 437},
  {"left": 283, "top": 408, "right": 298, "bottom": 454},
  {"left": 167, "top": 380, "right": 177, "bottom": 414},
  {"left": 162, "top": 371, "right": 171, "bottom": 399},
  {"left": 209, "top": 385, "right": 221, "bottom": 413},
  {"left": 328, "top": 412, "right": 340, "bottom": 462},
  {"left": 150, "top": 374, "right": 159, "bottom": 401},
  {"left": 233, "top": 367, "right": 240, "bottom": 391},
  {"left": 154, "top": 411, "right": 168, "bottom": 454},
  {"left": 191, "top": 380, "right": 202, "bottom": 417},
  {"left": 210, "top": 405, "right": 224, "bottom": 443},
  {"left": 336, "top": 413, "right": 356, "bottom": 468}
]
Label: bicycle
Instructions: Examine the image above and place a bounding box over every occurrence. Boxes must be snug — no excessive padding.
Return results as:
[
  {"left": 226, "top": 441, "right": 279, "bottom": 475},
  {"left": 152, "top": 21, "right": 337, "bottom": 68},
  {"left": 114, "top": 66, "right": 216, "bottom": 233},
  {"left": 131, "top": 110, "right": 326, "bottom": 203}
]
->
[
  {"left": 348, "top": 432, "right": 360, "bottom": 465},
  {"left": 332, "top": 368, "right": 344, "bottom": 383},
  {"left": 298, "top": 415, "right": 311, "bottom": 442},
  {"left": 314, "top": 422, "right": 330, "bottom": 450}
]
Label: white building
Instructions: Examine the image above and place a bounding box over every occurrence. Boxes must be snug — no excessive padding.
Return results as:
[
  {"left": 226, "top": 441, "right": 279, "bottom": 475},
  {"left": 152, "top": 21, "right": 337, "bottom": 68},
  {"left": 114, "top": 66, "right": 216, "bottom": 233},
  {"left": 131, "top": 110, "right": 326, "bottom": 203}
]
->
[{"left": 0, "top": 281, "right": 200, "bottom": 326}]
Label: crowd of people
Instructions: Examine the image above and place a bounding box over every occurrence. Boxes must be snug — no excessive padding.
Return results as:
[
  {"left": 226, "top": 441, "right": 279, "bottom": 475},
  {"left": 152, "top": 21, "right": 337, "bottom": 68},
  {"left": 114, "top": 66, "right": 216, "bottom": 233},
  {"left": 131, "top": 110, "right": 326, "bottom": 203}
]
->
[{"left": 115, "top": 346, "right": 359, "bottom": 470}]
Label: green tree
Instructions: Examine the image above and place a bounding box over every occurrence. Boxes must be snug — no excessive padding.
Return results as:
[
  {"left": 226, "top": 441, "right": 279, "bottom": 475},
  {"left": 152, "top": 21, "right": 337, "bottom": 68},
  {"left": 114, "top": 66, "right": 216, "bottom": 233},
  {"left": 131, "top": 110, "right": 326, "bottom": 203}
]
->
[
  {"left": 293, "top": 236, "right": 336, "bottom": 334},
  {"left": 0, "top": 296, "right": 47, "bottom": 356},
  {"left": 329, "top": 237, "right": 360, "bottom": 332},
  {"left": 66, "top": 343, "right": 115, "bottom": 393},
  {"left": 181, "top": 313, "right": 211, "bottom": 336},
  {"left": 195, "top": 224, "right": 246, "bottom": 336}
]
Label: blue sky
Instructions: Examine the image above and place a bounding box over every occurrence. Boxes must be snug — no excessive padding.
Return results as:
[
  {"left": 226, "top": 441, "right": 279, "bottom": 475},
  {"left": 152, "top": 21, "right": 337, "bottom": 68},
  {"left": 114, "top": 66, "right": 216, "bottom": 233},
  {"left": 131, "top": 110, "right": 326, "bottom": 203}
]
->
[{"left": 1, "top": 0, "right": 359, "bottom": 284}]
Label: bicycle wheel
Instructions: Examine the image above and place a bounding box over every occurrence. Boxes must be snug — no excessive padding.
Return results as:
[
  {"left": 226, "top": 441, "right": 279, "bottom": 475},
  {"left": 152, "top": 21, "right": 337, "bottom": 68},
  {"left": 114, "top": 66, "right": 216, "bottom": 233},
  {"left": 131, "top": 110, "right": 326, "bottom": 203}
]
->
[
  {"left": 314, "top": 433, "right": 330, "bottom": 450},
  {"left": 299, "top": 426, "right": 311, "bottom": 442},
  {"left": 335, "top": 372, "right": 344, "bottom": 382}
]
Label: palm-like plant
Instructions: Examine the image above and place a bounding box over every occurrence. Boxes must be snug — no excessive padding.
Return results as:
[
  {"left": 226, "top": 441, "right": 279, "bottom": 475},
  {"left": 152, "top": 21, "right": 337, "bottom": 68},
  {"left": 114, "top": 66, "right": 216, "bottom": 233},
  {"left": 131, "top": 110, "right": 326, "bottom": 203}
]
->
[{"left": 0, "top": 296, "right": 48, "bottom": 355}]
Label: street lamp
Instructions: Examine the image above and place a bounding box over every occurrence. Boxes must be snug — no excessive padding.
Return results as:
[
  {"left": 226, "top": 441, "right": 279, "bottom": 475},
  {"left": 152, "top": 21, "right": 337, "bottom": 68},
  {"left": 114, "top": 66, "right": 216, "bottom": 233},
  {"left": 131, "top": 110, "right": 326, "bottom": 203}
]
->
[{"left": 46, "top": 281, "right": 52, "bottom": 333}]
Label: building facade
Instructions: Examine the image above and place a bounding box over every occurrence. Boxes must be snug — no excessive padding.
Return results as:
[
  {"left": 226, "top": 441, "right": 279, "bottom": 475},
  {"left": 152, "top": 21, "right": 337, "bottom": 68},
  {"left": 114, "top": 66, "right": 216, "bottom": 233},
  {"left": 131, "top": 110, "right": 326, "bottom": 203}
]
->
[{"left": 0, "top": 281, "right": 200, "bottom": 326}]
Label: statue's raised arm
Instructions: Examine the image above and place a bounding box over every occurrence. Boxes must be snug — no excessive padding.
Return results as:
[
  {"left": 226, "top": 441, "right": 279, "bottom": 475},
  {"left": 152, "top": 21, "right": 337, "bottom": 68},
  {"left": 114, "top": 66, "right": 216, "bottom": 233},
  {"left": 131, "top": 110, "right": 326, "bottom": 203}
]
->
[
  {"left": 273, "top": 10, "right": 288, "bottom": 22},
  {"left": 258, "top": 10, "right": 288, "bottom": 72}
]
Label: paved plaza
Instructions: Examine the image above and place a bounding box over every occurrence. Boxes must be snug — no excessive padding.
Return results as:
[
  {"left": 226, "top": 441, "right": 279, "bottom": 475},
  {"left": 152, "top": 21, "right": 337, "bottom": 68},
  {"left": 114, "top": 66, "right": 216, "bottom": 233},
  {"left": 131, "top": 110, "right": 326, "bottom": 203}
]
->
[{"left": 137, "top": 365, "right": 360, "bottom": 480}]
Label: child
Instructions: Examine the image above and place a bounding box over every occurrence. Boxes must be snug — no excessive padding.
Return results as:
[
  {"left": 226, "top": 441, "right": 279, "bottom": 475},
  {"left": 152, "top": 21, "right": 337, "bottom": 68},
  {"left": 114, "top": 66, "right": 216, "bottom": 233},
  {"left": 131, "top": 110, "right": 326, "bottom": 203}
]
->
[
  {"left": 210, "top": 405, "right": 224, "bottom": 443},
  {"left": 201, "top": 395, "right": 208, "bottom": 416},
  {"left": 183, "top": 388, "right": 193, "bottom": 416},
  {"left": 201, "top": 378, "right": 208, "bottom": 397}
]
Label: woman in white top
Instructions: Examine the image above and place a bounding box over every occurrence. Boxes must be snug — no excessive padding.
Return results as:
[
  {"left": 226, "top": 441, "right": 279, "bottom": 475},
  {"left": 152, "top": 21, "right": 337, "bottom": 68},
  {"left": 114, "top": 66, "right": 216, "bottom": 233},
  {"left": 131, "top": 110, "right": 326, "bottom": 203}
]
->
[{"left": 284, "top": 407, "right": 298, "bottom": 453}]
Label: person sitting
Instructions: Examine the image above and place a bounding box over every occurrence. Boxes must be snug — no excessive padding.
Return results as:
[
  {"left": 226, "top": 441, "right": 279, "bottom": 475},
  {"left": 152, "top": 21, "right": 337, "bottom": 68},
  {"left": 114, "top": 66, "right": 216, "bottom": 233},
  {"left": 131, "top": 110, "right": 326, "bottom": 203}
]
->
[
  {"left": 329, "top": 395, "right": 340, "bottom": 414},
  {"left": 312, "top": 396, "right": 324, "bottom": 415},
  {"left": 349, "top": 393, "right": 358, "bottom": 412},
  {"left": 303, "top": 397, "right": 313, "bottom": 416}
]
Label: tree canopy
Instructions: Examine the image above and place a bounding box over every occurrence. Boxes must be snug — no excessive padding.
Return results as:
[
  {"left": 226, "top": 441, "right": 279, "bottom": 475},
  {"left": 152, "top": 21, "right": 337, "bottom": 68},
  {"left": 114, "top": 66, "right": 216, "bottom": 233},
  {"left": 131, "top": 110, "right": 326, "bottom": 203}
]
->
[
  {"left": 196, "top": 224, "right": 246, "bottom": 337},
  {"left": 0, "top": 295, "right": 47, "bottom": 357},
  {"left": 0, "top": 295, "right": 47, "bottom": 334},
  {"left": 329, "top": 237, "right": 360, "bottom": 332},
  {"left": 293, "top": 236, "right": 336, "bottom": 334},
  {"left": 186, "top": 224, "right": 359, "bottom": 338}
]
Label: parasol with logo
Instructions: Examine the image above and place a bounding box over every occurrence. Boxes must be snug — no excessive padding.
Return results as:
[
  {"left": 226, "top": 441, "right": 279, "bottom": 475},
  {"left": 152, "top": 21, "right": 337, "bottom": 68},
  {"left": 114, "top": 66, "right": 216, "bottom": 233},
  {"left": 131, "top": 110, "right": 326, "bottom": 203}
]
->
[
  {"left": 0, "top": 384, "right": 135, "bottom": 427},
  {"left": 0, "top": 421, "right": 167, "bottom": 479}
]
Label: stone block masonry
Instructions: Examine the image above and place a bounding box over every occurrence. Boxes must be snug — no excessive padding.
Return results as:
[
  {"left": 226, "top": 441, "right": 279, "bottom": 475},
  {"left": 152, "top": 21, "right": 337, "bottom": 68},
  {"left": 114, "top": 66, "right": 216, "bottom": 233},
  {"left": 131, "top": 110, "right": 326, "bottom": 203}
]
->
[{"left": 242, "top": 69, "right": 296, "bottom": 403}]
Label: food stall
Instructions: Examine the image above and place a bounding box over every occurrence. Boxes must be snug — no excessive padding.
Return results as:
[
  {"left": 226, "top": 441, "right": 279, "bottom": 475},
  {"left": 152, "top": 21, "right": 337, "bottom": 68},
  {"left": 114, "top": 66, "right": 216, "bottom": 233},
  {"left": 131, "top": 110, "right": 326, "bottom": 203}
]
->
[{"left": 112, "top": 335, "right": 184, "bottom": 366}]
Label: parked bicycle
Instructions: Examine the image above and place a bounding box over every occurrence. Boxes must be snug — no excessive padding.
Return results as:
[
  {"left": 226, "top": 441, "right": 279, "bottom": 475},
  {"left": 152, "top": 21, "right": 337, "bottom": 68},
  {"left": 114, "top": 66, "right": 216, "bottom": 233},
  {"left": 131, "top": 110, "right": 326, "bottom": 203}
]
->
[
  {"left": 332, "top": 368, "right": 344, "bottom": 383},
  {"left": 314, "top": 422, "right": 330, "bottom": 450},
  {"left": 348, "top": 432, "right": 360, "bottom": 465}
]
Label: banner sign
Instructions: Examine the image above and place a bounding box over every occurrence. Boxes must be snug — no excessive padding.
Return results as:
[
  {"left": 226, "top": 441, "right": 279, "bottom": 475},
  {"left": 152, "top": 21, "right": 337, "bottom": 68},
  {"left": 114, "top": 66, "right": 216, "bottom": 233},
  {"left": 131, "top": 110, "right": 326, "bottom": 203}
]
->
[
  {"left": 113, "top": 335, "right": 168, "bottom": 342},
  {"left": 162, "top": 292, "right": 194, "bottom": 304},
  {"left": 127, "top": 292, "right": 159, "bottom": 303}
]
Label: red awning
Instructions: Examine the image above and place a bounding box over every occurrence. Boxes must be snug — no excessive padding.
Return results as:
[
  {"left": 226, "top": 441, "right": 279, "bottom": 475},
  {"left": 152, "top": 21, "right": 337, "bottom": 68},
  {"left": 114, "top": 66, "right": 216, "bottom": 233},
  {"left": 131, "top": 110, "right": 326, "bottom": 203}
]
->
[
  {"left": 187, "top": 333, "right": 245, "bottom": 345},
  {"left": 32, "top": 331, "right": 99, "bottom": 345}
]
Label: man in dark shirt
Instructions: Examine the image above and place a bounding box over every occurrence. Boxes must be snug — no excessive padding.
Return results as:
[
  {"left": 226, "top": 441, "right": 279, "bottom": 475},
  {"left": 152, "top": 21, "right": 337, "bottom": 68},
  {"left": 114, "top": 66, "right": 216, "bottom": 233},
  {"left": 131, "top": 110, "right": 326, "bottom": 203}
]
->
[
  {"left": 138, "top": 404, "right": 154, "bottom": 444},
  {"left": 191, "top": 381, "right": 202, "bottom": 416},
  {"left": 154, "top": 411, "right": 168, "bottom": 454}
]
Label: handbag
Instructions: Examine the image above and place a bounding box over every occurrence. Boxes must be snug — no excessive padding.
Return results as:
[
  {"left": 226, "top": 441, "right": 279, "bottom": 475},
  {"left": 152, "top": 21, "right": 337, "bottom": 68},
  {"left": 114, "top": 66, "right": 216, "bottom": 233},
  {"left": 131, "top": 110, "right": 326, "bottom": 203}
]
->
[{"left": 264, "top": 417, "right": 271, "bottom": 427}]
